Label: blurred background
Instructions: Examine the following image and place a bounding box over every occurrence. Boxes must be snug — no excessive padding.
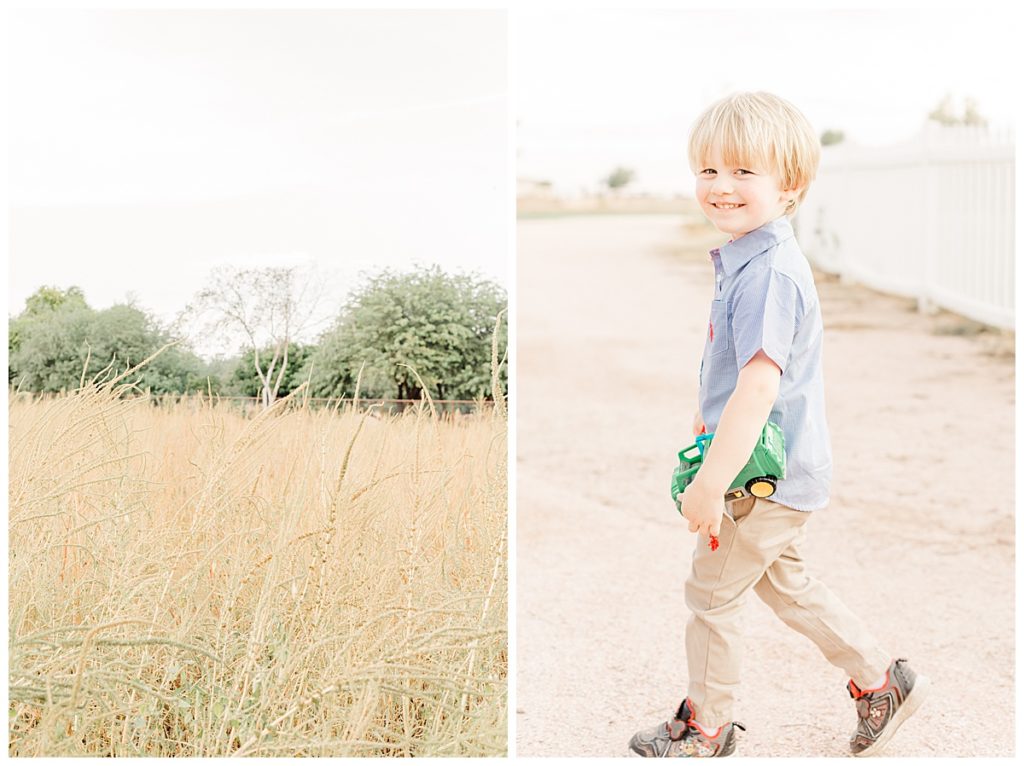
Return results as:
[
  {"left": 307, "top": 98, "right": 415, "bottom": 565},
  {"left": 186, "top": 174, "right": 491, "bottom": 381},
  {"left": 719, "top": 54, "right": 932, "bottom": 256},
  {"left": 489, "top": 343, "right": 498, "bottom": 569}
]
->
[
  {"left": 8, "top": 9, "right": 508, "bottom": 406},
  {"left": 516, "top": 7, "right": 1015, "bottom": 330}
]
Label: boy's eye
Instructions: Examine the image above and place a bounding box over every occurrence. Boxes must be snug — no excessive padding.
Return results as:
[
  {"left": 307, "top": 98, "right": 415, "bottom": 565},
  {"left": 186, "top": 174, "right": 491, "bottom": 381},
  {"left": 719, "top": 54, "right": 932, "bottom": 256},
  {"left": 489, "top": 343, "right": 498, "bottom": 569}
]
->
[{"left": 699, "top": 168, "right": 755, "bottom": 176}]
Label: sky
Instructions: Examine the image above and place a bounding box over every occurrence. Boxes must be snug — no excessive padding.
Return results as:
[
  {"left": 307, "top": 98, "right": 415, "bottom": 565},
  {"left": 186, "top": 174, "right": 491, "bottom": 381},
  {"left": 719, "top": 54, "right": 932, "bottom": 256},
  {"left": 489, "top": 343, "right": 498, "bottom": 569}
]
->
[
  {"left": 515, "top": 7, "right": 1017, "bottom": 196},
  {"left": 7, "top": 6, "right": 1018, "bottom": 355},
  {"left": 8, "top": 9, "right": 507, "bottom": 356}
]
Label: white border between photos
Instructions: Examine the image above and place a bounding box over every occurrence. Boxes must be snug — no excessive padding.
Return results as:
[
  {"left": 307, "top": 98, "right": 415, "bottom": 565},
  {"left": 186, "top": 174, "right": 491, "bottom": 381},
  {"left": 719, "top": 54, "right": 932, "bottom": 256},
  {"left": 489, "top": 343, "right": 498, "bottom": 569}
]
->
[{"left": 506, "top": 6, "right": 519, "bottom": 760}]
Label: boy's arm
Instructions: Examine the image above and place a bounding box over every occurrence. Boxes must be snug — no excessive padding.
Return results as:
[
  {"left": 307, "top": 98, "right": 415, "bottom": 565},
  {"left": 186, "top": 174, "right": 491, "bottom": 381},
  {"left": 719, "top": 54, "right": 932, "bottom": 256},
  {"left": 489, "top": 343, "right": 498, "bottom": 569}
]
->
[{"left": 679, "top": 351, "right": 781, "bottom": 537}]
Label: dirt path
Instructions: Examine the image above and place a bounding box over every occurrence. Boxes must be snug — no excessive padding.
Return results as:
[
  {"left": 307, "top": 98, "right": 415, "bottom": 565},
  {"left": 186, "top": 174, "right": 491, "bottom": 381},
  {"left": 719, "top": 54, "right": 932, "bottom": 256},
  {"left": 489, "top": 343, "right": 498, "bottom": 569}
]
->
[{"left": 515, "top": 214, "right": 1015, "bottom": 757}]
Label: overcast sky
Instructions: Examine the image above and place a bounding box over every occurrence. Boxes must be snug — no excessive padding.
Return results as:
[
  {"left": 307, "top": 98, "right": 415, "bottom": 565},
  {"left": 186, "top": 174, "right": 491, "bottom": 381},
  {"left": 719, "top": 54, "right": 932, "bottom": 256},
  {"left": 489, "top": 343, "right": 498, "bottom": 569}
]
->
[
  {"left": 7, "top": 6, "right": 1018, "bottom": 348},
  {"left": 9, "top": 9, "right": 507, "bottom": 355},
  {"left": 516, "top": 7, "right": 1017, "bottom": 195}
]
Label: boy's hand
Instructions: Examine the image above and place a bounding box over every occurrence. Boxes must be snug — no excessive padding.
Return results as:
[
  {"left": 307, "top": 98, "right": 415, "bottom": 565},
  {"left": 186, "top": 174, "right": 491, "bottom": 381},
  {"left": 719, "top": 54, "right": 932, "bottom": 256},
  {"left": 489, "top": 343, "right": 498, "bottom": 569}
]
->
[
  {"left": 676, "top": 477, "right": 725, "bottom": 539},
  {"left": 692, "top": 409, "right": 705, "bottom": 437}
]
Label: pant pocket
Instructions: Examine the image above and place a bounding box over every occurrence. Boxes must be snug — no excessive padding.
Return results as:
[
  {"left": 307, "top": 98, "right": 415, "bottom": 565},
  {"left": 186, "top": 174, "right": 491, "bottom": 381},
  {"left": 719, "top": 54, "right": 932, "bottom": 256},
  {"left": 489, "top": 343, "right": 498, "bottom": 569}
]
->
[{"left": 725, "top": 496, "right": 757, "bottom": 524}]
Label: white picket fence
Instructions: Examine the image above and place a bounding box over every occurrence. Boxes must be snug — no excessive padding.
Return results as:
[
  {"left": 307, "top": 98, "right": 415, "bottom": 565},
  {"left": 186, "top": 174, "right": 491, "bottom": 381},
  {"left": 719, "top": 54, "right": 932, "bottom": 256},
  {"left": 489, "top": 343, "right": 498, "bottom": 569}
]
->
[{"left": 796, "top": 122, "right": 1015, "bottom": 329}]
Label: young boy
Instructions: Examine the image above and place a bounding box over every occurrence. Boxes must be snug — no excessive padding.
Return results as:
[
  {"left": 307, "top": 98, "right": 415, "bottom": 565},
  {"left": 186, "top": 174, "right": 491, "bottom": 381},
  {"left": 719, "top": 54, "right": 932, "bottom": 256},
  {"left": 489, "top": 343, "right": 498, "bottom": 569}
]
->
[{"left": 628, "top": 92, "right": 929, "bottom": 758}]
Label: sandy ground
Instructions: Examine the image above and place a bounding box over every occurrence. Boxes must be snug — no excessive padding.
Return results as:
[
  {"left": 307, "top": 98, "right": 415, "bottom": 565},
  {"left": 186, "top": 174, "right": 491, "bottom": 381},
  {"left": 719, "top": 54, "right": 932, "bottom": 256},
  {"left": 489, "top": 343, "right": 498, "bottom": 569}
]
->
[{"left": 515, "top": 214, "right": 1015, "bottom": 757}]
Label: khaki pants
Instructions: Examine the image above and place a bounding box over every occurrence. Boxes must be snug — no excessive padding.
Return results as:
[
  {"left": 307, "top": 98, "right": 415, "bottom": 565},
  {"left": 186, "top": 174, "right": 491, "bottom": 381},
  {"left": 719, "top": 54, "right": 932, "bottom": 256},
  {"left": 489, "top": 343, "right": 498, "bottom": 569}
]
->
[{"left": 685, "top": 496, "right": 891, "bottom": 728}]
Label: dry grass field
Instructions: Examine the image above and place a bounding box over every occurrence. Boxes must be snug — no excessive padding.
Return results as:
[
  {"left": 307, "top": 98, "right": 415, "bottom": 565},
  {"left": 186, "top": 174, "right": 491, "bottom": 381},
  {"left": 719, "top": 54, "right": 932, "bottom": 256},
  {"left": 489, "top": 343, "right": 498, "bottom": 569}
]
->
[{"left": 8, "top": 379, "right": 507, "bottom": 756}]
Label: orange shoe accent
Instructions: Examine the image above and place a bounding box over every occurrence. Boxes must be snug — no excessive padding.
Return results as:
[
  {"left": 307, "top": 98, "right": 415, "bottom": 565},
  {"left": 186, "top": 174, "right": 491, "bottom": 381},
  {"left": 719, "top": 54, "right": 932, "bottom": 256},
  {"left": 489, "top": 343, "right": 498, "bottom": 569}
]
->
[{"left": 849, "top": 663, "right": 893, "bottom": 698}]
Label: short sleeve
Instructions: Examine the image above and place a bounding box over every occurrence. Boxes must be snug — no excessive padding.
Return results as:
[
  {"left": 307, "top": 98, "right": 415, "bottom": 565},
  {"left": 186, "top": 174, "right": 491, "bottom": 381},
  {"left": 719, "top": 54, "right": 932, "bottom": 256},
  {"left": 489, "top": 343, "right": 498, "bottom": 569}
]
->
[{"left": 731, "top": 267, "right": 803, "bottom": 373}]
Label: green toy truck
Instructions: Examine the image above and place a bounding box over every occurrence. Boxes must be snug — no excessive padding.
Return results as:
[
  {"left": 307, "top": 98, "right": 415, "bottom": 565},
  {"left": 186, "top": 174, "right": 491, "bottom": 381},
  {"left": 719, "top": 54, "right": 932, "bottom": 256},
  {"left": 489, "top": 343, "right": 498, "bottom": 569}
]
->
[{"left": 672, "top": 421, "right": 786, "bottom": 512}]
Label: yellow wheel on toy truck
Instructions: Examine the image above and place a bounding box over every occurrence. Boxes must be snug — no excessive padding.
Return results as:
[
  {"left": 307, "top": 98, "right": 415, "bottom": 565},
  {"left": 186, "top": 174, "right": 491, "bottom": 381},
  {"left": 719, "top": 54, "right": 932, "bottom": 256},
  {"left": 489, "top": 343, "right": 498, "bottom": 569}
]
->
[{"left": 745, "top": 477, "right": 777, "bottom": 498}]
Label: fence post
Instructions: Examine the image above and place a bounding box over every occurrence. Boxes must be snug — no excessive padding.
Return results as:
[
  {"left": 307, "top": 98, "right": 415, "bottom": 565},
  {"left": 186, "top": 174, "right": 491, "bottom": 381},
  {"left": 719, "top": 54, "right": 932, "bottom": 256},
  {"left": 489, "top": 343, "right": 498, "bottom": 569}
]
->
[
  {"left": 837, "top": 157, "right": 851, "bottom": 286},
  {"left": 920, "top": 123, "right": 936, "bottom": 315}
]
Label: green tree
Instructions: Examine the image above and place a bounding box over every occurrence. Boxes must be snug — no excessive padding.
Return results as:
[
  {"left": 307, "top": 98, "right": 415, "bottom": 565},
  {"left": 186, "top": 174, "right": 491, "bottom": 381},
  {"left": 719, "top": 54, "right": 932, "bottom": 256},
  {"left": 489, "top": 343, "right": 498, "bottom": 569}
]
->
[
  {"left": 9, "top": 286, "right": 204, "bottom": 394},
  {"left": 962, "top": 97, "right": 987, "bottom": 127},
  {"left": 309, "top": 267, "right": 507, "bottom": 402},
  {"left": 820, "top": 129, "right": 845, "bottom": 146},
  {"left": 9, "top": 285, "right": 89, "bottom": 362},
  {"left": 86, "top": 305, "right": 204, "bottom": 394},
  {"left": 196, "top": 355, "right": 241, "bottom": 396},
  {"left": 9, "top": 300, "right": 94, "bottom": 392},
  {"left": 22, "top": 285, "right": 88, "bottom": 316},
  {"left": 928, "top": 93, "right": 959, "bottom": 126},
  {"left": 605, "top": 166, "right": 636, "bottom": 192},
  {"left": 928, "top": 93, "right": 988, "bottom": 127},
  {"left": 229, "top": 343, "right": 316, "bottom": 399}
]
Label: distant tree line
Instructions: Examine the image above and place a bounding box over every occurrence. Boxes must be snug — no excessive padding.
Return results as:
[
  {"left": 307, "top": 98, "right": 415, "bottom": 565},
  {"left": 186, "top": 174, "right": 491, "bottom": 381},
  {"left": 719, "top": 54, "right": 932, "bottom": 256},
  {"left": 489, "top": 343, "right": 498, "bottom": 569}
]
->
[
  {"left": 9, "top": 266, "right": 508, "bottom": 404},
  {"left": 820, "top": 95, "right": 989, "bottom": 150},
  {"left": 928, "top": 93, "right": 987, "bottom": 127},
  {"left": 9, "top": 286, "right": 207, "bottom": 394}
]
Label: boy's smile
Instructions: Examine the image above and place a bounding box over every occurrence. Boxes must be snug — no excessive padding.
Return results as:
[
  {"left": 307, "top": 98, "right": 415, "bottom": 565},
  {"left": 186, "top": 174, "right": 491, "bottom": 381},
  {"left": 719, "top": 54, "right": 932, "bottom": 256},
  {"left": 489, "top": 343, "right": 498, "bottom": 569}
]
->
[{"left": 696, "top": 144, "right": 798, "bottom": 239}]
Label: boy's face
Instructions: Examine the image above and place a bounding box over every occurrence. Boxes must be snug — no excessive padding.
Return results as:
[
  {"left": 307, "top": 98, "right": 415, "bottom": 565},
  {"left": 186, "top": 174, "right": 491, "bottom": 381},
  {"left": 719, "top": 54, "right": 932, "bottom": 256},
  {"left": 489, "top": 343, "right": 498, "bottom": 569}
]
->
[{"left": 695, "top": 144, "right": 799, "bottom": 239}]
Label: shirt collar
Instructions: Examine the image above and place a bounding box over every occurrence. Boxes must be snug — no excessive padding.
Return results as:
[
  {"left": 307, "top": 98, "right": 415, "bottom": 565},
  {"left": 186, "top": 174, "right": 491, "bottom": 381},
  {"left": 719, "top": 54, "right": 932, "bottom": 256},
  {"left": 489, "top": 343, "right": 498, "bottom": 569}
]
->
[{"left": 710, "top": 216, "right": 795, "bottom": 276}]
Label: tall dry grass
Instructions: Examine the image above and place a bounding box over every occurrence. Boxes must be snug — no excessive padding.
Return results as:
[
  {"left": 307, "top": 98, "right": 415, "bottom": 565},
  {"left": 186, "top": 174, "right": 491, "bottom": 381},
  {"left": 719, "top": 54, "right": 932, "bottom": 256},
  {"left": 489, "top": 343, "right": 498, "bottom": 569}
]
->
[{"left": 8, "top": 378, "right": 507, "bottom": 756}]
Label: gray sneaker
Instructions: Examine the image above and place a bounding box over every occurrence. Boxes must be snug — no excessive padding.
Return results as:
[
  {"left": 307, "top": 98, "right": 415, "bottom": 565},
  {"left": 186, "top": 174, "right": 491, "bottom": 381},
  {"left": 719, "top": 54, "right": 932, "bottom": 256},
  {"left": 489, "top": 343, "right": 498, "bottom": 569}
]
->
[
  {"left": 629, "top": 699, "right": 746, "bottom": 757},
  {"left": 848, "top": 658, "right": 930, "bottom": 756}
]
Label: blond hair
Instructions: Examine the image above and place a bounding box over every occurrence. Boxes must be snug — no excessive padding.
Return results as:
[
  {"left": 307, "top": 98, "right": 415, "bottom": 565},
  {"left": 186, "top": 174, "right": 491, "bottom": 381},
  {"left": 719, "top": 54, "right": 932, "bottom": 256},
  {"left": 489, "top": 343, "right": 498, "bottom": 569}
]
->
[{"left": 688, "top": 92, "right": 820, "bottom": 214}]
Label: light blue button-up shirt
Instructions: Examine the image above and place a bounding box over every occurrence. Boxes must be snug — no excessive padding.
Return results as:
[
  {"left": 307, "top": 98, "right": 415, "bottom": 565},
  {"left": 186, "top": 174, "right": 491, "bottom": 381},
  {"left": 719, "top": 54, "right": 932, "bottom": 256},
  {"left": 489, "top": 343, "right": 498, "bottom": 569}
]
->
[{"left": 698, "top": 216, "right": 832, "bottom": 511}]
